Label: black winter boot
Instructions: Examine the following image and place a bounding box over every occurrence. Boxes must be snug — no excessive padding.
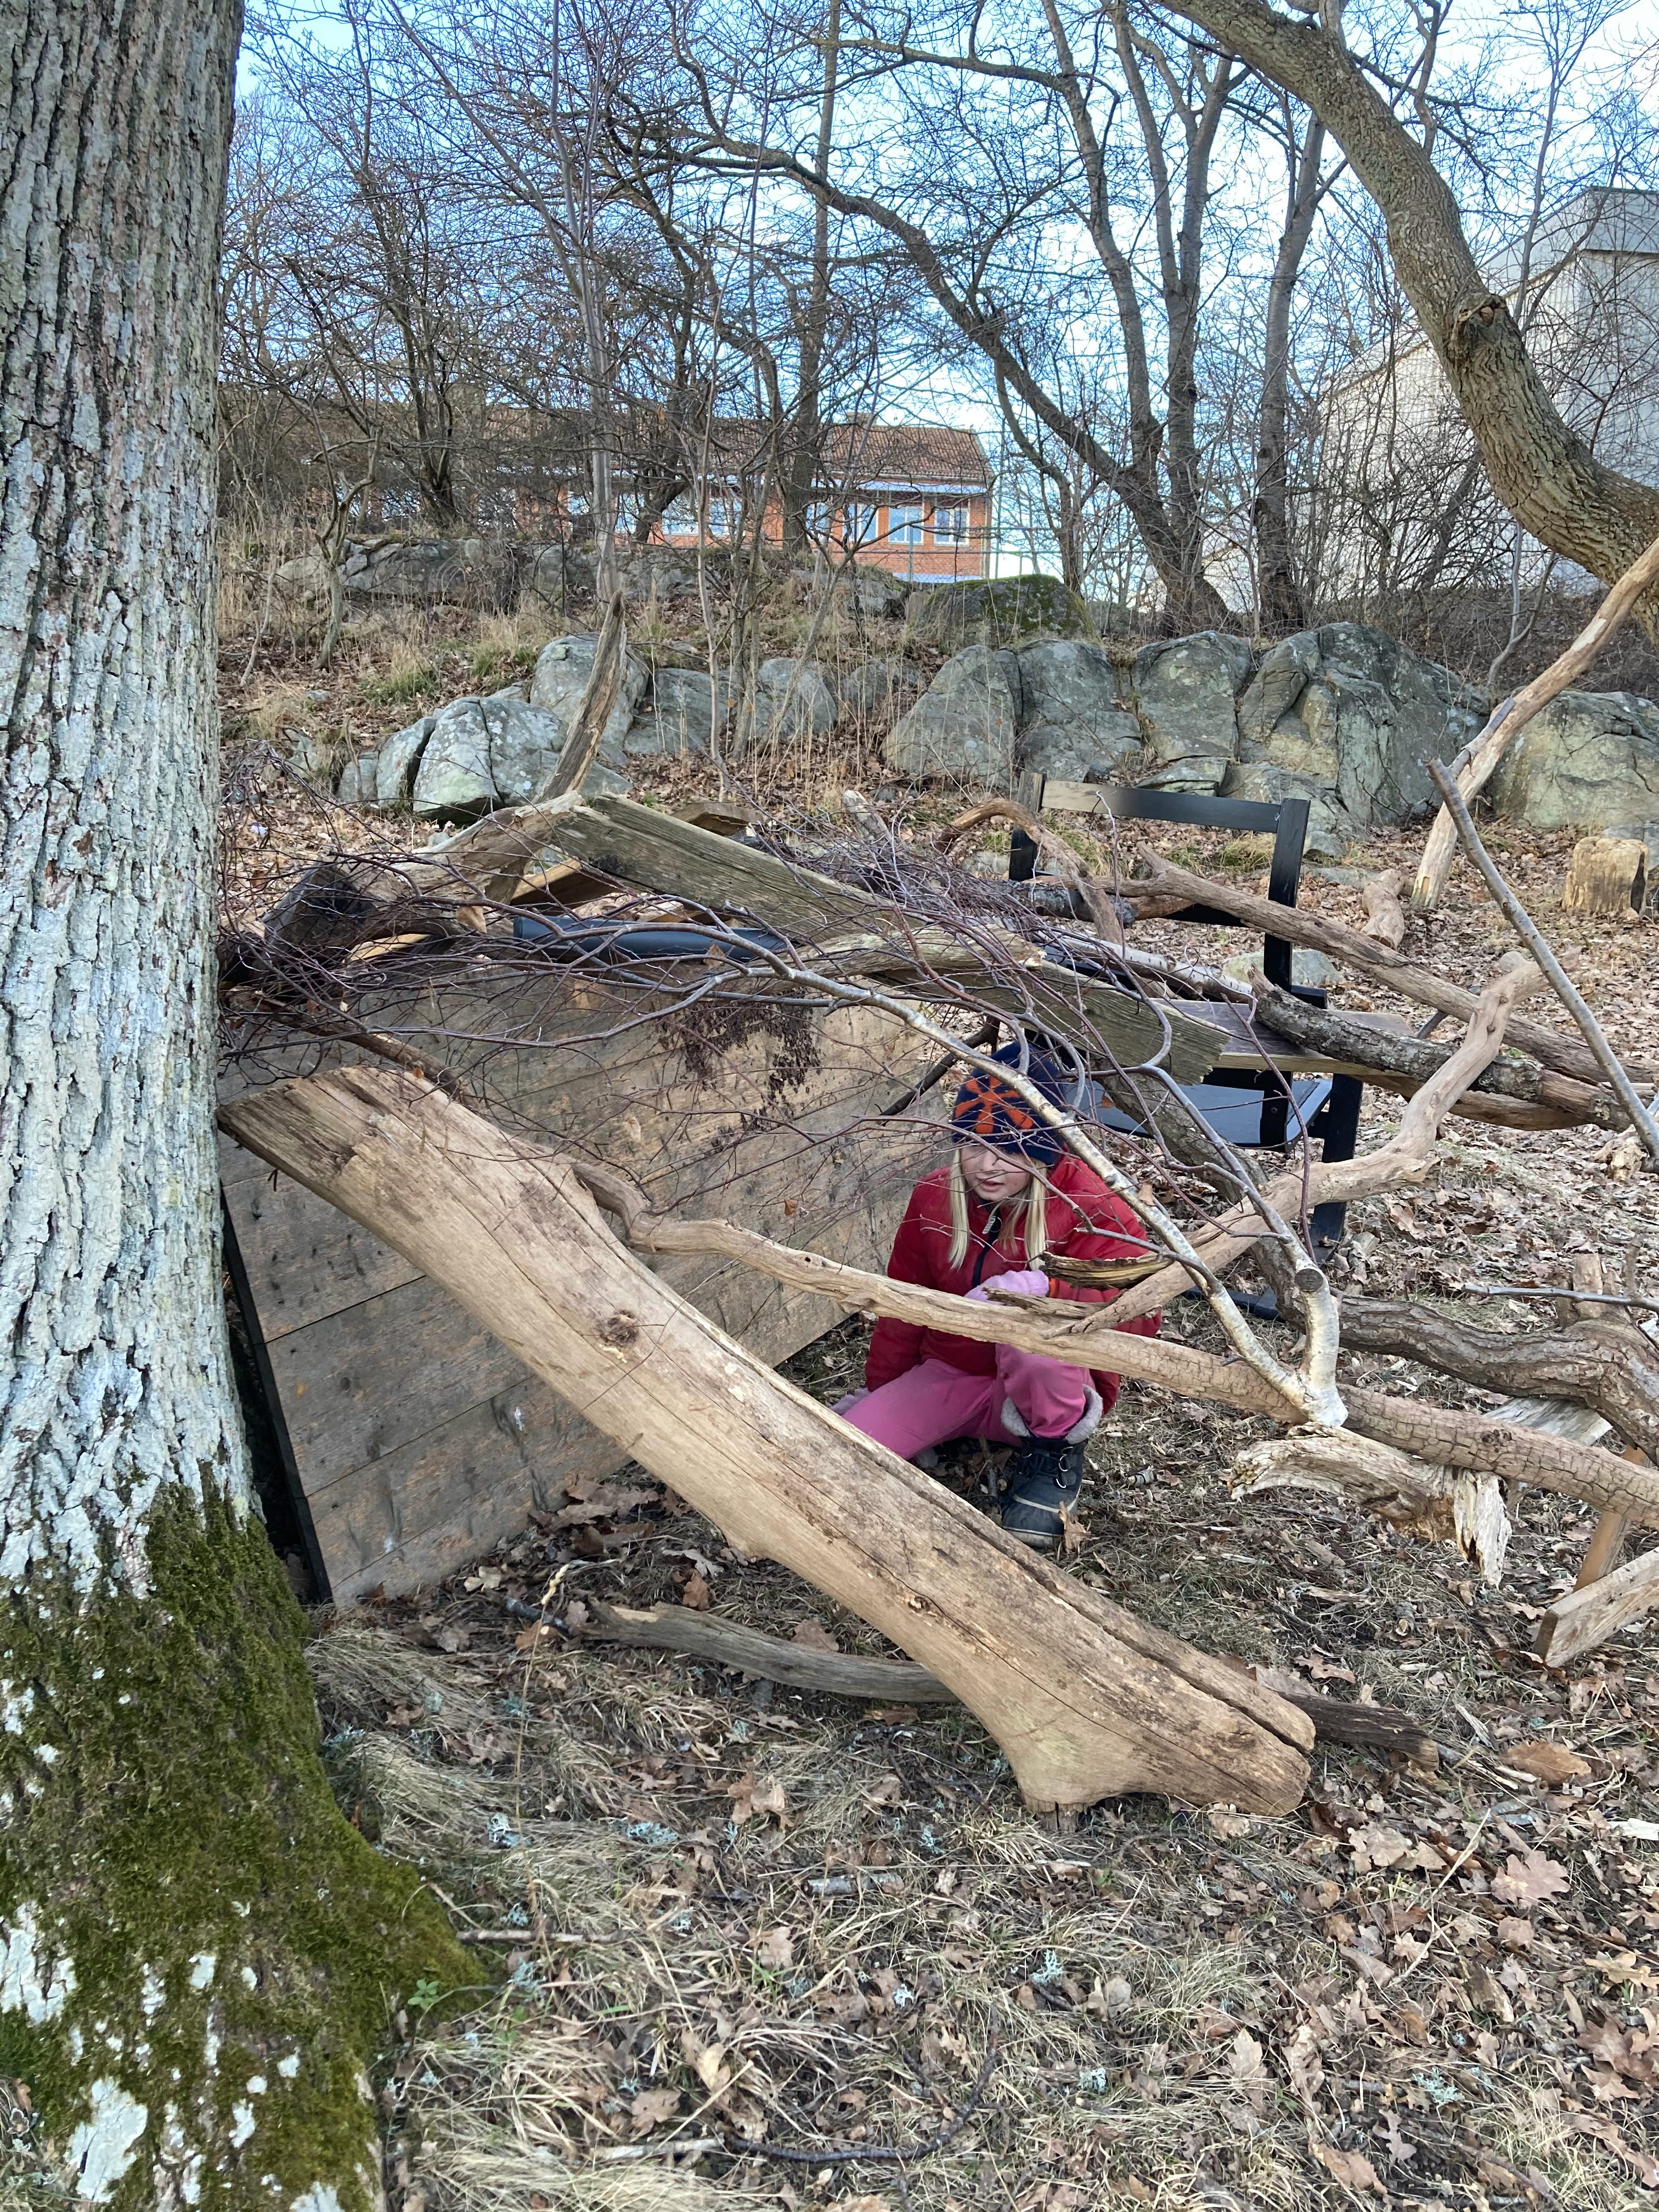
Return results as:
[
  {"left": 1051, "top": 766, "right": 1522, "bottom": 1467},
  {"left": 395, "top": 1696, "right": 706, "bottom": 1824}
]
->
[{"left": 999, "top": 1433, "right": 1088, "bottom": 1548}]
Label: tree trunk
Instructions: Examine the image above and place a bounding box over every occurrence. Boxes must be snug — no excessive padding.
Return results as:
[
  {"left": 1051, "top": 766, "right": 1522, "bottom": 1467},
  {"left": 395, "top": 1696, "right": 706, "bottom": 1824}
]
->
[
  {"left": 1255, "top": 111, "right": 1323, "bottom": 634},
  {"left": 1155, "top": 0, "right": 1659, "bottom": 600},
  {"left": 0, "top": 7, "right": 464, "bottom": 2202}
]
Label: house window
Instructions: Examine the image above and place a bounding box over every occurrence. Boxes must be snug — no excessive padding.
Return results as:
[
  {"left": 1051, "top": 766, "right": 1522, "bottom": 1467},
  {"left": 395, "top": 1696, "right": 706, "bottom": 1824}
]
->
[
  {"left": 890, "top": 504, "right": 924, "bottom": 546},
  {"left": 706, "top": 499, "right": 737, "bottom": 540},
  {"left": 379, "top": 487, "right": 421, "bottom": 523},
  {"left": 932, "top": 505, "right": 968, "bottom": 544},
  {"left": 845, "top": 502, "right": 879, "bottom": 547},
  {"left": 662, "top": 499, "right": 696, "bottom": 537},
  {"left": 805, "top": 500, "right": 833, "bottom": 541}
]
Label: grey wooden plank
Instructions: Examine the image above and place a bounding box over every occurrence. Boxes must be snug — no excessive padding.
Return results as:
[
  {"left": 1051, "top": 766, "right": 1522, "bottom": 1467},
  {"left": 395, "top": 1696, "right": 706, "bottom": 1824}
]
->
[
  {"left": 269, "top": 1275, "right": 527, "bottom": 1493},
  {"left": 224, "top": 1172, "right": 420, "bottom": 1341}
]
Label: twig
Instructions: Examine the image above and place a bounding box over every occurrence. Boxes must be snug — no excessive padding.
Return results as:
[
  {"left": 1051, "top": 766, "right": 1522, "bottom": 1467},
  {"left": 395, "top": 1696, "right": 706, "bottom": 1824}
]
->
[
  {"left": 1427, "top": 760, "right": 1659, "bottom": 1170},
  {"left": 1457, "top": 1283, "right": 1659, "bottom": 1317},
  {"left": 726, "top": 2012, "right": 998, "bottom": 2171}
]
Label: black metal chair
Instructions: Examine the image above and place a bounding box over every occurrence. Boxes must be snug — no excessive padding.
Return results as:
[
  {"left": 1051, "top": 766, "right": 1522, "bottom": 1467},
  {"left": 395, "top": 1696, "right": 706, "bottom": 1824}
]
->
[{"left": 1010, "top": 785, "right": 1363, "bottom": 1265}]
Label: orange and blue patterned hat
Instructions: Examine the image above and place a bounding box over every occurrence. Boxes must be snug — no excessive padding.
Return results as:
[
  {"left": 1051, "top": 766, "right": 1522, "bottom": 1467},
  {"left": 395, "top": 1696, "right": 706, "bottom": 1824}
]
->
[{"left": 951, "top": 1044, "right": 1069, "bottom": 1166}]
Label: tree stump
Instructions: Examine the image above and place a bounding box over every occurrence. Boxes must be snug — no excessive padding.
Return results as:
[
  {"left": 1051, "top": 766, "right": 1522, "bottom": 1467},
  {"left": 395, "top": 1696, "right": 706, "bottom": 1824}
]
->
[{"left": 1561, "top": 837, "right": 1647, "bottom": 917}]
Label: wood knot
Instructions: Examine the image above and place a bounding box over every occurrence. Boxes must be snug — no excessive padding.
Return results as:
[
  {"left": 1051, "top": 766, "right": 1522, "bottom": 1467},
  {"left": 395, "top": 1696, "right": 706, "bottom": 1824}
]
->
[{"left": 597, "top": 1312, "right": 640, "bottom": 1348}]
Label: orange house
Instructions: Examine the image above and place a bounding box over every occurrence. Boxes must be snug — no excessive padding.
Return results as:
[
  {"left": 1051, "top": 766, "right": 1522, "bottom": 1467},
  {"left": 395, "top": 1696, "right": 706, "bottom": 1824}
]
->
[{"left": 648, "top": 421, "right": 995, "bottom": 582}]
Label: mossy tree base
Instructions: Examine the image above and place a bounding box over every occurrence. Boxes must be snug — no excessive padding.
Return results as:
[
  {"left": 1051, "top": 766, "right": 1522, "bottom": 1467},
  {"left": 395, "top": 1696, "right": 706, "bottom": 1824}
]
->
[{"left": 0, "top": 1487, "right": 471, "bottom": 2207}]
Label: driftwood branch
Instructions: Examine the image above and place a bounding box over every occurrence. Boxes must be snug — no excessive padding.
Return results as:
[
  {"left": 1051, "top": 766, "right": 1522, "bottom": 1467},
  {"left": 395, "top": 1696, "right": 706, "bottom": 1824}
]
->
[
  {"left": 1413, "top": 529, "right": 1659, "bottom": 912},
  {"left": 580, "top": 1600, "right": 1438, "bottom": 1763},
  {"left": 1426, "top": 760, "right": 1659, "bottom": 1170},
  {"left": 1124, "top": 849, "right": 1651, "bottom": 1088},
  {"left": 1249, "top": 977, "right": 1625, "bottom": 1131}
]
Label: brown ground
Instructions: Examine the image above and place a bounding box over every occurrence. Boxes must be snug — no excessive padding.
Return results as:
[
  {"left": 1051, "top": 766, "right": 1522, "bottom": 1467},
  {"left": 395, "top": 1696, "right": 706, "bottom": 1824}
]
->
[{"left": 234, "top": 579, "right": 1658, "bottom": 2212}]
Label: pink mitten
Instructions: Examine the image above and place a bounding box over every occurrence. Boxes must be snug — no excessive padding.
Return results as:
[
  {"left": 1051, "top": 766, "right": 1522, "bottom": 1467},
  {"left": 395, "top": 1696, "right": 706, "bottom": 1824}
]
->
[{"left": 966, "top": 1268, "right": 1049, "bottom": 1303}]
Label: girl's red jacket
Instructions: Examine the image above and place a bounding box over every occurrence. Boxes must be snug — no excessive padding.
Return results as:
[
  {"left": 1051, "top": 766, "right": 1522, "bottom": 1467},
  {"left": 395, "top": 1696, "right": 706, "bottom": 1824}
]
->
[{"left": 865, "top": 1156, "right": 1162, "bottom": 1407}]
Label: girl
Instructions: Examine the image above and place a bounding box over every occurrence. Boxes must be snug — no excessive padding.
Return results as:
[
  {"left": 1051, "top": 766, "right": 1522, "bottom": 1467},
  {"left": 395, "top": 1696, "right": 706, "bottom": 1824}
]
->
[{"left": 838, "top": 1043, "right": 1160, "bottom": 1549}]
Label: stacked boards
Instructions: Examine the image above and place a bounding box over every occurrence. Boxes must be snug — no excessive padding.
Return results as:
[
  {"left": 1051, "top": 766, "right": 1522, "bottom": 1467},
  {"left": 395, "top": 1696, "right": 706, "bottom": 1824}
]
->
[{"left": 221, "top": 962, "right": 945, "bottom": 1605}]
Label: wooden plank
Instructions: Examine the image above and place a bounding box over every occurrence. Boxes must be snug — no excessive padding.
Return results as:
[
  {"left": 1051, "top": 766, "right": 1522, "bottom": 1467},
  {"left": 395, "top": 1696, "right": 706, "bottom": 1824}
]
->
[
  {"left": 224, "top": 1171, "right": 420, "bottom": 1341},
  {"left": 268, "top": 1274, "right": 526, "bottom": 1494},
  {"left": 315, "top": 1379, "right": 613, "bottom": 1607},
  {"left": 529, "top": 793, "right": 1226, "bottom": 1084},
  {"left": 1536, "top": 1541, "right": 1659, "bottom": 1668},
  {"left": 1040, "top": 778, "right": 1114, "bottom": 817}
]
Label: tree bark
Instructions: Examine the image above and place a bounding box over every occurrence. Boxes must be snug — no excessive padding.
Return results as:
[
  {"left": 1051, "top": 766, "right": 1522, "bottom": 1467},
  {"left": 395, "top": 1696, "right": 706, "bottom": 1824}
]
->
[
  {"left": 0, "top": 7, "right": 464, "bottom": 2201},
  {"left": 221, "top": 1065, "right": 1315, "bottom": 1816},
  {"left": 1150, "top": 0, "right": 1659, "bottom": 599},
  {"left": 1254, "top": 109, "right": 1323, "bottom": 633}
]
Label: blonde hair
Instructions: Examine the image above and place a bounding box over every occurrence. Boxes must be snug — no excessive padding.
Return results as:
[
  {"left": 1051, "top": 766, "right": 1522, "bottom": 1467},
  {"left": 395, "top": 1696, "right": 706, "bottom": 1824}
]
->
[{"left": 947, "top": 1148, "right": 1048, "bottom": 1272}]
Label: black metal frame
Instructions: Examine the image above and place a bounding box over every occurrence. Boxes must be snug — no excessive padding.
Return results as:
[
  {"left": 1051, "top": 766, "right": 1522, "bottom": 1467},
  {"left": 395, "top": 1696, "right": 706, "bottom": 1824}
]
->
[
  {"left": 1010, "top": 781, "right": 1363, "bottom": 1256},
  {"left": 221, "top": 1197, "right": 331, "bottom": 1602}
]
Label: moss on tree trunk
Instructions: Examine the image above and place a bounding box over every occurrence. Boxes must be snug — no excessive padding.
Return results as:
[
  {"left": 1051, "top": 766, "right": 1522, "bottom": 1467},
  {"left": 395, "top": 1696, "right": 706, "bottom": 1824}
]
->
[{"left": 0, "top": 1487, "right": 470, "bottom": 2205}]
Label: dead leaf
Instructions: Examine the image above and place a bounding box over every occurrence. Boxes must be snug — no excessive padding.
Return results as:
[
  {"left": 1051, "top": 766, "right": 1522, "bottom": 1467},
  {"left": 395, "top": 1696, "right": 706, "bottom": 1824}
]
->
[
  {"left": 1501, "top": 1739, "right": 1590, "bottom": 1785},
  {"left": 680, "top": 1572, "right": 712, "bottom": 1611},
  {"left": 1492, "top": 1849, "right": 1570, "bottom": 1908},
  {"left": 679, "top": 2029, "right": 728, "bottom": 2094},
  {"left": 1209, "top": 1807, "right": 1254, "bottom": 1839},
  {"left": 1228, "top": 2029, "right": 1268, "bottom": 2114},
  {"left": 862, "top": 1771, "right": 905, "bottom": 1810},
  {"left": 1088, "top": 1975, "right": 1132, "bottom": 2017},
  {"left": 564, "top": 1599, "right": 590, "bottom": 1630},
  {"left": 629, "top": 2086, "right": 681, "bottom": 2135},
  {"left": 1347, "top": 1822, "right": 1413, "bottom": 1872},
  {"left": 791, "top": 1618, "right": 839, "bottom": 1651},
  {"left": 754, "top": 1926, "right": 795, "bottom": 1970},
  {"left": 1284, "top": 2022, "right": 1324, "bottom": 2108},
  {"left": 1495, "top": 1916, "right": 1534, "bottom": 1950},
  {"left": 1312, "top": 2142, "right": 1383, "bottom": 2193}
]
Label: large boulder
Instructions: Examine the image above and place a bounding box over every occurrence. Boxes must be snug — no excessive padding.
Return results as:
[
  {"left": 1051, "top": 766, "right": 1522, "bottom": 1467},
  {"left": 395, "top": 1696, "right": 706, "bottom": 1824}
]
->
[
  {"left": 906, "top": 574, "right": 1092, "bottom": 653},
  {"left": 1132, "top": 631, "right": 1251, "bottom": 793},
  {"left": 340, "top": 536, "right": 515, "bottom": 610},
  {"left": 521, "top": 540, "right": 597, "bottom": 609},
  {"left": 883, "top": 645, "right": 1023, "bottom": 783},
  {"left": 374, "top": 713, "right": 437, "bottom": 806},
  {"left": 624, "top": 668, "right": 719, "bottom": 757},
  {"left": 732, "top": 657, "right": 839, "bottom": 750},
  {"left": 409, "top": 695, "right": 627, "bottom": 821},
  {"left": 334, "top": 751, "right": 381, "bottom": 806},
  {"left": 1016, "top": 639, "right": 1142, "bottom": 782},
  {"left": 837, "top": 658, "right": 926, "bottom": 724},
  {"left": 529, "top": 633, "right": 650, "bottom": 772},
  {"left": 1490, "top": 689, "right": 1659, "bottom": 831},
  {"left": 1233, "top": 623, "right": 1486, "bottom": 839}
]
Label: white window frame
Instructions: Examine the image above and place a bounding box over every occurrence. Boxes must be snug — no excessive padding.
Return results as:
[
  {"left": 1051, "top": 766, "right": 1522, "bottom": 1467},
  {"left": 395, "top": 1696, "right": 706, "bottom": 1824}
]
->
[
  {"left": 890, "top": 504, "right": 924, "bottom": 546},
  {"left": 932, "top": 504, "right": 968, "bottom": 544}
]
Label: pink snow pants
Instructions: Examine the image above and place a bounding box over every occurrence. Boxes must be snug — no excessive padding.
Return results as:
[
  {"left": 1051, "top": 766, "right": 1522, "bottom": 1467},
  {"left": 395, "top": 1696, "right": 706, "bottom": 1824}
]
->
[{"left": 844, "top": 1346, "right": 1091, "bottom": 1461}]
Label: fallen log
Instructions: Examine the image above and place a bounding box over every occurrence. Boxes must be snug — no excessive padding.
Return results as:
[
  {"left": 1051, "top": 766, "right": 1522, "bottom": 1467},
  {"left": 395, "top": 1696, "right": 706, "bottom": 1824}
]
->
[
  {"left": 1338, "top": 1298, "right": 1659, "bottom": 1462},
  {"left": 583, "top": 1601, "right": 1439, "bottom": 1764},
  {"left": 1249, "top": 978, "right": 1626, "bottom": 1132},
  {"left": 220, "top": 1065, "right": 1313, "bottom": 1815},
  {"left": 1361, "top": 867, "right": 1407, "bottom": 951},
  {"left": 1123, "top": 850, "right": 1653, "bottom": 1089},
  {"left": 1232, "top": 1426, "right": 1510, "bottom": 1584}
]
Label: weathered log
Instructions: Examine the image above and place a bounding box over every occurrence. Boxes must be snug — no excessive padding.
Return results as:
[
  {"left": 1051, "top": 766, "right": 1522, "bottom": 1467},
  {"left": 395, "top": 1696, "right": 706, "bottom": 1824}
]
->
[
  {"left": 1361, "top": 867, "right": 1407, "bottom": 951},
  {"left": 1561, "top": 837, "right": 1647, "bottom": 919},
  {"left": 219, "top": 1066, "right": 1313, "bottom": 1815},
  {"left": 1250, "top": 978, "right": 1626, "bottom": 1131},
  {"left": 539, "top": 591, "right": 626, "bottom": 803},
  {"left": 577, "top": 1601, "right": 958, "bottom": 1703},
  {"left": 1232, "top": 1426, "right": 1510, "bottom": 1583},
  {"left": 1535, "top": 1541, "right": 1659, "bottom": 1670},
  {"left": 1124, "top": 850, "right": 1652, "bottom": 1088},
  {"left": 585, "top": 1601, "right": 1438, "bottom": 1763},
  {"left": 1338, "top": 1299, "right": 1659, "bottom": 1462}
]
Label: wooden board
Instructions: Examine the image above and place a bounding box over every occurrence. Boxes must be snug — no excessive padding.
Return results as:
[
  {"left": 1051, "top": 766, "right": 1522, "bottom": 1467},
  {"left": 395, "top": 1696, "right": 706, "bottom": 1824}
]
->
[
  {"left": 222, "top": 964, "right": 945, "bottom": 1605},
  {"left": 1536, "top": 1541, "right": 1659, "bottom": 1668}
]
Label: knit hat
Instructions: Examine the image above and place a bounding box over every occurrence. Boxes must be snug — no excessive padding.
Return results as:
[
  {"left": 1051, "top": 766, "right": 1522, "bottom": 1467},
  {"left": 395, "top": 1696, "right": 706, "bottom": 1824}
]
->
[{"left": 951, "top": 1044, "right": 1072, "bottom": 1167}]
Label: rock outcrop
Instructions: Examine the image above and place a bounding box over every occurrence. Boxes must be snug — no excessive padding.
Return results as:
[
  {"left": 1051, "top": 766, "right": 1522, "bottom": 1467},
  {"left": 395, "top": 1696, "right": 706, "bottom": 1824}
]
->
[
  {"left": 1015, "top": 640, "right": 1142, "bottom": 783},
  {"left": 906, "top": 573, "right": 1092, "bottom": 653},
  {"left": 1490, "top": 690, "right": 1659, "bottom": 831},
  {"left": 884, "top": 645, "right": 1023, "bottom": 782}
]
